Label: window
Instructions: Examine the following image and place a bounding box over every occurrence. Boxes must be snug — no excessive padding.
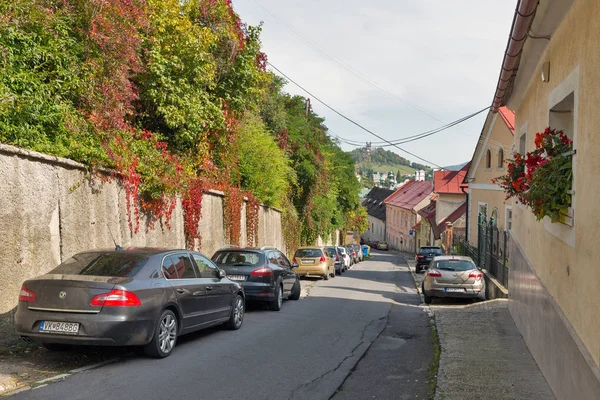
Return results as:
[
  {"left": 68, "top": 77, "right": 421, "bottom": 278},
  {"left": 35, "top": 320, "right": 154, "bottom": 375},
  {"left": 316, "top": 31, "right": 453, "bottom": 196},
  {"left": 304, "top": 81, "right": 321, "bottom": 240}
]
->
[
  {"left": 51, "top": 253, "right": 148, "bottom": 278},
  {"left": 193, "top": 254, "right": 218, "bottom": 279},
  {"left": 497, "top": 147, "right": 504, "bottom": 168},
  {"left": 293, "top": 248, "right": 323, "bottom": 258},
  {"left": 505, "top": 206, "right": 512, "bottom": 231},
  {"left": 519, "top": 132, "right": 526, "bottom": 154},
  {"left": 277, "top": 252, "right": 291, "bottom": 268},
  {"left": 485, "top": 149, "right": 491, "bottom": 169},
  {"left": 171, "top": 254, "right": 197, "bottom": 279}
]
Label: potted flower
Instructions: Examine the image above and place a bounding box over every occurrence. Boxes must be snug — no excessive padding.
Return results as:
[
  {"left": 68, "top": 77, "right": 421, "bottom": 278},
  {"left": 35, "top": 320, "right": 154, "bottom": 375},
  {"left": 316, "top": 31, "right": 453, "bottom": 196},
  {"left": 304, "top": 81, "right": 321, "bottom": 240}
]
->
[{"left": 494, "top": 127, "right": 573, "bottom": 223}]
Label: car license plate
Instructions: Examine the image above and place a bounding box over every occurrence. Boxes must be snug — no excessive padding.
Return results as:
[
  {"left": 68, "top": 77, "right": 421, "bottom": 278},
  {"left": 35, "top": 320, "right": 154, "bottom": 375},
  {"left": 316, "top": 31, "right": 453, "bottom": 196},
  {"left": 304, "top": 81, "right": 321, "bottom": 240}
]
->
[
  {"left": 302, "top": 260, "right": 315, "bottom": 264},
  {"left": 445, "top": 288, "right": 464, "bottom": 293},
  {"left": 39, "top": 321, "right": 79, "bottom": 335},
  {"left": 228, "top": 275, "right": 246, "bottom": 281}
]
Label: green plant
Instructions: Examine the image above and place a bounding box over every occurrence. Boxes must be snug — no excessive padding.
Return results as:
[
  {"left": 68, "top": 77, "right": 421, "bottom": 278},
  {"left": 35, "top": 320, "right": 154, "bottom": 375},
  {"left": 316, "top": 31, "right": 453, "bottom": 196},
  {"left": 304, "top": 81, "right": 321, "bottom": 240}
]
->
[{"left": 494, "top": 127, "right": 573, "bottom": 222}]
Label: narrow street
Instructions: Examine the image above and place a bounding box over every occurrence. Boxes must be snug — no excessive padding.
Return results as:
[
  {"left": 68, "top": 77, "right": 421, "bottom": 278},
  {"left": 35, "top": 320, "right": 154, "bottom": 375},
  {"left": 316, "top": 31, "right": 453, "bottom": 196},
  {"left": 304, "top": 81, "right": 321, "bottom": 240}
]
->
[{"left": 10, "top": 252, "right": 433, "bottom": 400}]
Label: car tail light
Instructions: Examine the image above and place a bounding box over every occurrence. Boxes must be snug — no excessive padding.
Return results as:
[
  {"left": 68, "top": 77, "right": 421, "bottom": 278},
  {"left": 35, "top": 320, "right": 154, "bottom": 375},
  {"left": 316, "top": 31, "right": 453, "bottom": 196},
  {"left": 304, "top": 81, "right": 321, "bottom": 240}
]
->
[
  {"left": 292, "top": 257, "right": 297, "bottom": 264},
  {"left": 426, "top": 269, "right": 442, "bottom": 277},
  {"left": 319, "top": 256, "right": 326, "bottom": 263},
  {"left": 251, "top": 266, "right": 273, "bottom": 277},
  {"left": 19, "top": 285, "right": 36, "bottom": 302},
  {"left": 90, "top": 290, "right": 141, "bottom": 307},
  {"left": 336, "top": 254, "right": 340, "bottom": 262},
  {"left": 469, "top": 271, "right": 483, "bottom": 280},
  {"left": 417, "top": 254, "right": 425, "bottom": 259}
]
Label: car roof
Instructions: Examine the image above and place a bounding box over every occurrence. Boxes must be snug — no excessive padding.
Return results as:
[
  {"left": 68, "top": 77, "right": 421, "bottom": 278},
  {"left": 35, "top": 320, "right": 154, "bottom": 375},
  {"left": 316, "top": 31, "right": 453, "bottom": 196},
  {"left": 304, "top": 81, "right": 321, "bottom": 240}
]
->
[
  {"left": 433, "top": 255, "right": 473, "bottom": 261},
  {"left": 77, "top": 247, "right": 181, "bottom": 256}
]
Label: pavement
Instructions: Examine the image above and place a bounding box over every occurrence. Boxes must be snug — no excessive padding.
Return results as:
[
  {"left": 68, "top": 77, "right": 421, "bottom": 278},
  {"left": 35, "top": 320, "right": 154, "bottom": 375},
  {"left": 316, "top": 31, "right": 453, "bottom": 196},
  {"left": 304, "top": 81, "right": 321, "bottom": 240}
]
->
[{"left": 401, "top": 251, "right": 556, "bottom": 400}]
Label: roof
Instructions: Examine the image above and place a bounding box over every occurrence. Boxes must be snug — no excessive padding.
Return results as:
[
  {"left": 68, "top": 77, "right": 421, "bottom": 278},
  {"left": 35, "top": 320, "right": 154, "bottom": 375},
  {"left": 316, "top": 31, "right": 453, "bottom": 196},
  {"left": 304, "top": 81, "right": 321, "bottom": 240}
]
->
[
  {"left": 433, "top": 255, "right": 474, "bottom": 262},
  {"left": 417, "top": 200, "right": 436, "bottom": 219},
  {"left": 434, "top": 163, "right": 470, "bottom": 194},
  {"left": 361, "top": 187, "right": 394, "bottom": 221},
  {"left": 432, "top": 202, "right": 467, "bottom": 239},
  {"left": 498, "top": 106, "right": 515, "bottom": 135},
  {"left": 383, "top": 180, "right": 433, "bottom": 211}
]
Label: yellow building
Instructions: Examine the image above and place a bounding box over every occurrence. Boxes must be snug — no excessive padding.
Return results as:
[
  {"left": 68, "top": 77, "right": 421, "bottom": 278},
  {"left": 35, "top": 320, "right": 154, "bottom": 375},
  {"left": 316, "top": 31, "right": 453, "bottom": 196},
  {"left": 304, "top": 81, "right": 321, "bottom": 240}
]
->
[
  {"left": 464, "top": 107, "right": 515, "bottom": 247},
  {"left": 491, "top": 0, "right": 600, "bottom": 397}
]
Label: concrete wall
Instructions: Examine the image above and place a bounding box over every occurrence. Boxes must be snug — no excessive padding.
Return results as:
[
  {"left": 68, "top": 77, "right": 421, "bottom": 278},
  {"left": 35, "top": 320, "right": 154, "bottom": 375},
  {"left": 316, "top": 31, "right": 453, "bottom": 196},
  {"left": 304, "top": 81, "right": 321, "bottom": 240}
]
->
[
  {"left": 435, "top": 193, "right": 466, "bottom": 225},
  {"left": 468, "top": 189, "right": 511, "bottom": 247},
  {"left": 362, "top": 216, "right": 385, "bottom": 243},
  {"left": 0, "top": 144, "right": 285, "bottom": 342}
]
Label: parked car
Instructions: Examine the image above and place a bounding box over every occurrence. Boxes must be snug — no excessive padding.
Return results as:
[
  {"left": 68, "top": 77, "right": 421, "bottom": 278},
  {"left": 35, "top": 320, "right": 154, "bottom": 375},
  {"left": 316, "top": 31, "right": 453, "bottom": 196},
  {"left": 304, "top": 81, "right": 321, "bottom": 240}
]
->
[
  {"left": 292, "top": 247, "right": 335, "bottom": 280},
  {"left": 324, "top": 246, "right": 344, "bottom": 275},
  {"left": 421, "top": 256, "right": 486, "bottom": 304},
  {"left": 212, "top": 246, "right": 300, "bottom": 311},
  {"left": 338, "top": 246, "right": 352, "bottom": 270},
  {"left": 345, "top": 245, "right": 358, "bottom": 264},
  {"left": 353, "top": 244, "right": 364, "bottom": 262},
  {"left": 377, "top": 241, "right": 389, "bottom": 250},
  {"left": 15, "top": 248, "right": 245, "bottom": 358},
  {"left": 415, "top": 246, "right": 444, "bottom": 273},
  {"left": 372, "top": 241, "right": 380, "bottom": 249}
]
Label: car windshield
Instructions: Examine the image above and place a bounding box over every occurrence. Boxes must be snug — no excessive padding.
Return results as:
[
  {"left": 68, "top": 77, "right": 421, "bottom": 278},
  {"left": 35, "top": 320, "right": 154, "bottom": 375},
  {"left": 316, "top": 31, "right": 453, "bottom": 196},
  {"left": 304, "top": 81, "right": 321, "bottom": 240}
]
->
[
  {"left": 294, "top": 248, "right": 323, "bottom": 258},
  {"left": 50, "top": 252, "right": 148, "bottom": 277},
  {"left": 434, "top": 260, "right": 476, "bottom": 271},
  {"left": 420, "top": 247, "right": 443, "bottom": 255},
  {"left": 212, "top": 252, "right": 262, "bottom": 266}
]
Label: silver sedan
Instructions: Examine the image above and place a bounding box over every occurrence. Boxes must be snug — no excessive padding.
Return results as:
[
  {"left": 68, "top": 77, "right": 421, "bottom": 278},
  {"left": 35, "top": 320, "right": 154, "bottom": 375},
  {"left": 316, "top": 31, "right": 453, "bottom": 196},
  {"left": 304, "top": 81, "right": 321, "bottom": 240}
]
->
[{"left": 421, "top": 256, "right": 486, "bottom": 304}]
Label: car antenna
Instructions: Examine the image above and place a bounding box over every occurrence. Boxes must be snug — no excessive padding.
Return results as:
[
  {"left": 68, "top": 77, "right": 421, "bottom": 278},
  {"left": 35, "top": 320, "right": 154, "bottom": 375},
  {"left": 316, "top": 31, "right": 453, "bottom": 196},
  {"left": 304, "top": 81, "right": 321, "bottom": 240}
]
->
[{"left": 107, "top": 225, "right": 123, "bottom": 251}]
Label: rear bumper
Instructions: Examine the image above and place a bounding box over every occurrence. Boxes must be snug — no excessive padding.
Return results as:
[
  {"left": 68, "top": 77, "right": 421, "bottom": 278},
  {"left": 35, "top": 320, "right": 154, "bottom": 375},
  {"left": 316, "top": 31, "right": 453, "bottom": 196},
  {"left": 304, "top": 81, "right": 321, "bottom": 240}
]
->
[
  {"left": 296, "top": 264, "right": 328, "bottom": 277},
  {"left": 241, "top": 281, "right": 277, "bottom": 301},
  {"left": 334, "top": 262, "right": 343, "bottom": 271},
  {"left": 423, "top": 287, "right": 483, "bottom": 299},
  {"left": 15, "top": 307, "right": 155, "bottom": 346}
]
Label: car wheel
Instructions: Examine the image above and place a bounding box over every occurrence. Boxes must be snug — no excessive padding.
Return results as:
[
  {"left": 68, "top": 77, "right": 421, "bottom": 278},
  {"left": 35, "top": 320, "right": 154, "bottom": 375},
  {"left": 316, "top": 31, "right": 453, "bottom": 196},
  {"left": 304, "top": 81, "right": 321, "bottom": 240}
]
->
[
  {"left": 330, "top": 267, "right": 336, "bottom": 278},
  {"left": 270, "top": 284, "right": 284, "bottom": 311},
  {"left": 42, "top": 343, "right": 72, "bottom": 352},
  {"left": 476, "top": 289, "right": 486, "bottom": 302},
  {"left": 323, "top": 271, "right": 329, "bottom": 280},
  {"left": 288, "top": 279, "right": 301, "bottom": 300},
  {"left": 225, "top": 294, "right": 244, "bottom": 330},
  {"left": 415, "top": 265, "right": 421, "bottom": 273},
  {"left": 144, "top": 309, "right": 178, "bottom": 358}
]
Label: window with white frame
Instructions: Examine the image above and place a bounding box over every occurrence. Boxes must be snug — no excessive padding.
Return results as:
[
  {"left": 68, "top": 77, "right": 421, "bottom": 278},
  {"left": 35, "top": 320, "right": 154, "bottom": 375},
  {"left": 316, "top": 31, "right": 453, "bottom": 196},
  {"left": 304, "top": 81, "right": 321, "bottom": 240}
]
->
[
  {"left": 497, "top": 147, "right": 504, "bottom": 168},
  {"left": 485, "top": 149, "right": 491, "bottom": 169},
  {"left": 505, "top": 206, "right": 512, "bottom": 231},
  {"left": 519, "top": 132, "right": 526, "bottom": 154}
]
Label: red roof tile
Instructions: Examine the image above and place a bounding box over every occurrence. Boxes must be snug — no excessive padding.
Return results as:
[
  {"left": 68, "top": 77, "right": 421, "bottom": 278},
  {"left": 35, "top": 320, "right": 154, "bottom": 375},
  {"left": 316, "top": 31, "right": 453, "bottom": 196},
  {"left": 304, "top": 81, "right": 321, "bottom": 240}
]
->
[
  {"left": 498, "top": 106, "right": 515, "bottom": 135},
  {"left": 384, "top": 180, "right": 433, "bottom": 210},
  {"left": 434, "top": 163, "right": 470, "bottom": 194}
]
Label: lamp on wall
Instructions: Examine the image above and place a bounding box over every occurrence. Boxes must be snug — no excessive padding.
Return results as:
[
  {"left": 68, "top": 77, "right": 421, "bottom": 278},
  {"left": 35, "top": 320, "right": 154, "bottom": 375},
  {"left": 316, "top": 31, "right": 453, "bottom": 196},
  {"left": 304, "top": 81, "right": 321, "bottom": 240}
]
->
[{"left": 541, "top": 61, "right": 550, "bottom": 82}]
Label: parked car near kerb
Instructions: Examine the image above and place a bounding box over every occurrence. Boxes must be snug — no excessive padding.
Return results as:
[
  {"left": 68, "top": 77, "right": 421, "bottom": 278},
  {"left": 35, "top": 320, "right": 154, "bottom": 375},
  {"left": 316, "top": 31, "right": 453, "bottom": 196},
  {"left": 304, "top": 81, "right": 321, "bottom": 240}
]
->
[
  {"left": 352, "top": 244, "right": 363, "bottom": 262},
  {"left": 345, "top": 245, "right": 358, "bottom": 264},
  {"left": 421, "top": 256, "right": 486, "bottom": 304},
  {"left": 337, "top": 246, "right": 352, "bottom": 270},
  {"left": 15, "top": 248, "right": 245, "bottom": 358},
  {"left": 211, "top": 246, "right": 300, "bottom": 311},
  {"left": 292, "top": 247, "right": 335, "bottom": 280},
  {"left": 324, "top": 246, "right": 344, "bottom": 275},
  {"left": 415, "top": 246, "right": 444, "bottom": 273},
  {"left": 377, "top": 241, "right": 389, "bottom": 250}
]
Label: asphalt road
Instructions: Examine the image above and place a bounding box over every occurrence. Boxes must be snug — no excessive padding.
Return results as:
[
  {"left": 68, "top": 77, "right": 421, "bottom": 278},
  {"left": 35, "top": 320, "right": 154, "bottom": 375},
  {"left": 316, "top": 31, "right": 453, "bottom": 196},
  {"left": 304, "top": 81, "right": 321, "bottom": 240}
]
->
[{"left": 12, "top": 251, "right": 433, "bottom": 400}]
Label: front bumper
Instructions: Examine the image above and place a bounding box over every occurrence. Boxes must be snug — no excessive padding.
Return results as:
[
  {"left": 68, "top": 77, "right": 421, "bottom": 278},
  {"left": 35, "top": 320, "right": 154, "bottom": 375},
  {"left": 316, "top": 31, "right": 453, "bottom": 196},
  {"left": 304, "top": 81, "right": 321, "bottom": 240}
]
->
[{"left": 15, "top": 307, "right": 155, "bottom": 346}]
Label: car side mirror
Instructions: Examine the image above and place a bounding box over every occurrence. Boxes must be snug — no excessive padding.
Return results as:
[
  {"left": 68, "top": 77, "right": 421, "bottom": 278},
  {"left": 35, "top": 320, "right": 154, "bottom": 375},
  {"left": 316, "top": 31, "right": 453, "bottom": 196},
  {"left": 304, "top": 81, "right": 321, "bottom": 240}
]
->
[{"left": 218, "top": 269, "right": 226, "bottom": 279}]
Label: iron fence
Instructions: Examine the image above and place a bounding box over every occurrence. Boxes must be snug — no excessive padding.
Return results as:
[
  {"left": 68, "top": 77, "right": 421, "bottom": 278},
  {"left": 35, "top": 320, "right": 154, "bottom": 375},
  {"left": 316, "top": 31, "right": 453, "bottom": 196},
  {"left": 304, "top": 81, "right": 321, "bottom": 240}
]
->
[{"left": 452, "top": 219, "right": 510, "bottom": 288}]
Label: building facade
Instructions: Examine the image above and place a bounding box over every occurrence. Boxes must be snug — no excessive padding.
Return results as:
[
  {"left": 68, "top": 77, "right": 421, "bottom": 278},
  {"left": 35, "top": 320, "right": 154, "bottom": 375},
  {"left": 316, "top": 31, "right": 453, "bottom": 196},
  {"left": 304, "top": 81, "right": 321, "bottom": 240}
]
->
[
  {"left": 491, "top": 0, "right": 600, "bottom": 397},
  {"left": 361, "top": 187, "right": 394, "bottom": 243}
]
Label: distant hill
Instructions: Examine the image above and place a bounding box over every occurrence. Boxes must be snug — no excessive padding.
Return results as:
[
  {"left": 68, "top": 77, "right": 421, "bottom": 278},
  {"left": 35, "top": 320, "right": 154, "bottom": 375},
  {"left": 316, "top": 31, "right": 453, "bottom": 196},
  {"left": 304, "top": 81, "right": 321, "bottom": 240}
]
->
[
  {"left": 349, "top": 147, "right": 434, "bottom": 186},
  {"left": 443, "top": 162, "right": 469, "bottom": 171}
]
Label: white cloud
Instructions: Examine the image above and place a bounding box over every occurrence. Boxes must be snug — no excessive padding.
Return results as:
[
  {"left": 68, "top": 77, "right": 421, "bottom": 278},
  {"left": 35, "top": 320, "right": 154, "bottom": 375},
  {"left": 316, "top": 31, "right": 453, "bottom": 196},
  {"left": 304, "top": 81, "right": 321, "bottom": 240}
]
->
[{"left": 232, "top": 0, "right": 516, "bottom": 167}]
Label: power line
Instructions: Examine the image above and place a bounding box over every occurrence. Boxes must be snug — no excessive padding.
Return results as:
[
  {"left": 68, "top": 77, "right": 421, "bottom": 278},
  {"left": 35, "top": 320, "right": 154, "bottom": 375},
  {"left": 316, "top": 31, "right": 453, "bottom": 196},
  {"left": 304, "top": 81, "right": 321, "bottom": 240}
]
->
[
  {"left": 268, "top": 62, "right": 447, "bottom": 169},
  {"left": 250, "top": 0, "right": 480, "bottom": 138}
]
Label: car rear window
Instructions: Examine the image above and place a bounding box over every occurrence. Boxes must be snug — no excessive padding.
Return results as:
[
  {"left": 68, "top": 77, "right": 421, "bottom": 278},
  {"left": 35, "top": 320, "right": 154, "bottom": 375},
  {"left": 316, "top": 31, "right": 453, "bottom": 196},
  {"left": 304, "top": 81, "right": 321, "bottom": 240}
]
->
[
  {"left": 324, "top": 247, "right": 337, "bottom": 258},
  {"left": 294, "top": 248, "right": 323, "bottom": 258},
  {"left": 434, "top": 260, "right": 476, "bottom": 271},
  {"left": 420, "top": 247, "right": 443, "bottom": 254},
  {"left": 51, "top": 252, "right": 148, "bottom": 277},
  {"left": 212, "top": 252, "right": 262, "bottom": 266}
]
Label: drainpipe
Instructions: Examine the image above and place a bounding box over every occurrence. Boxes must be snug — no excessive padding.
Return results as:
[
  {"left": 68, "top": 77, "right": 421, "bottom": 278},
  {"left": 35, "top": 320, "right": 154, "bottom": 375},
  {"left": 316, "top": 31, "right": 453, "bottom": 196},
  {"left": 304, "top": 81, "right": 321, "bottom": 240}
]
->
[
  {"left": 491, "top": 0, "right": 539, "bottom": 112},
  {"left": 462, "top": 186, "right": 469, "bottom": 243}
]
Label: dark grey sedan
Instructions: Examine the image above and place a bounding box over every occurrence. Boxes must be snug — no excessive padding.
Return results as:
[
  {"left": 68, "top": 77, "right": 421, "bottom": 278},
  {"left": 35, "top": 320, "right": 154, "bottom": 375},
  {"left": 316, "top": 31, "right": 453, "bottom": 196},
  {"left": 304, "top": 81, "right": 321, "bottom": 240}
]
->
[{"left": 15, "top": 248, "right": 245, "bottom": 358}]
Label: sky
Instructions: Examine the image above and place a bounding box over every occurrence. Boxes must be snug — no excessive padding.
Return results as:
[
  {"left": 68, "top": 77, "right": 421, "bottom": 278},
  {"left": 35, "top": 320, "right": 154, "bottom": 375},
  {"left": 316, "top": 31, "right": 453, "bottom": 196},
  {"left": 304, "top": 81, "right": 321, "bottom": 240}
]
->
[{"left": 231, "top": 0, "right": 517, "bottom": 168}]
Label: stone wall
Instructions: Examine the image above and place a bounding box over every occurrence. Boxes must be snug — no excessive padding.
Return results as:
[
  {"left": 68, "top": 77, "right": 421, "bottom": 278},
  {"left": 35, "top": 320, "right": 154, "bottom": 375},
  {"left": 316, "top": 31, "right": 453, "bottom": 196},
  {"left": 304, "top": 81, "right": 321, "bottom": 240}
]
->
[{"left": 0, "top": 144, "right": 285, "bottom": 342}]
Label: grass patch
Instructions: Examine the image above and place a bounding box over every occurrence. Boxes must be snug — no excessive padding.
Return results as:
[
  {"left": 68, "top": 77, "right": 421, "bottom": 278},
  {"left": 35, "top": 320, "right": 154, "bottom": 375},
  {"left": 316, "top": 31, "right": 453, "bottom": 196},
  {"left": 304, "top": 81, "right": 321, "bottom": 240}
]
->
[{"left": 428, "top": 314, "right": 441, "bottom": 399}]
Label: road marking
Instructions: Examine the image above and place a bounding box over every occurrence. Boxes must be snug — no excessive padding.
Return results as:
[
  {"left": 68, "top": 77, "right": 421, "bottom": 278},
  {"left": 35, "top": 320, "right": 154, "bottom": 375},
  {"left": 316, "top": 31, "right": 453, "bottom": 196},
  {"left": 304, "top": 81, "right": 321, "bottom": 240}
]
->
[
  {"left": 68, "top": 358, "right": 119, "bottom": 373},
  {"left": 36, "top": 374, "right": 70, "bottom": 384}
]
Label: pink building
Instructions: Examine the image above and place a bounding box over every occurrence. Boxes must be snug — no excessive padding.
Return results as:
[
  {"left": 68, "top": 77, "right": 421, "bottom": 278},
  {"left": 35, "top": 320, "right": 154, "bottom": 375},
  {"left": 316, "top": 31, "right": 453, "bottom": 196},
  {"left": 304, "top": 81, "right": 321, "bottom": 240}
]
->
[{"left": 384, "top": 180, "right": 433, "bottom": 252}]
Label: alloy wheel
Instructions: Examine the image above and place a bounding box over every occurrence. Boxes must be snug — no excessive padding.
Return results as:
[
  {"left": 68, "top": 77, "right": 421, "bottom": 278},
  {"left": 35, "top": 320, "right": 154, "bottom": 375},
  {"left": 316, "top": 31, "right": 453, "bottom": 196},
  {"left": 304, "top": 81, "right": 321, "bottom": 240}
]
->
[
  {"left": 233, "top": 296, "right": 244, "bottom": 327},
  {"left": 159, "top": 314, "right": 177, "bottom": 354},
  {"left": 277, "top": 286, "right": 283, "bottom": 309}
]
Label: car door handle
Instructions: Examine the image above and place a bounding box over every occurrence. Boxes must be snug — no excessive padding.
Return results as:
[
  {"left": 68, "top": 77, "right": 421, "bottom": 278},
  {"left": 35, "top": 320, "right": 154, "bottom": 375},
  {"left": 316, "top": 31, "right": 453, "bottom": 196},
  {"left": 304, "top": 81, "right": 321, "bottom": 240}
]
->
[
  {"left": 176, "top": 288, "right": 187, "bottom": 294},
  {"left": 206, "top": 286, "right": 214, "bottom": 291}
]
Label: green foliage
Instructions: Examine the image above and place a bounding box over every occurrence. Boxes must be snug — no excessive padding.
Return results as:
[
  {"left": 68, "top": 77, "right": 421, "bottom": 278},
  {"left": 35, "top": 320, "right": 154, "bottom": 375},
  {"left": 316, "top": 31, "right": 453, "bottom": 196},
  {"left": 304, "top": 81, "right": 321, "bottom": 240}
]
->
[{"left": 238, "top": 112, "right": 293, "bottom": 208}]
